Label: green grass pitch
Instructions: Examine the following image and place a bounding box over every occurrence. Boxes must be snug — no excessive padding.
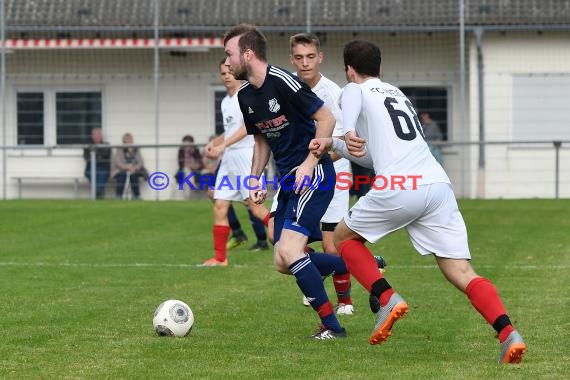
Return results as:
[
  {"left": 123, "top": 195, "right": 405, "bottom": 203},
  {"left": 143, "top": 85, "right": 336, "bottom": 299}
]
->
[{"left": 0, "top": 199, "right": 568, "bottom": 379}]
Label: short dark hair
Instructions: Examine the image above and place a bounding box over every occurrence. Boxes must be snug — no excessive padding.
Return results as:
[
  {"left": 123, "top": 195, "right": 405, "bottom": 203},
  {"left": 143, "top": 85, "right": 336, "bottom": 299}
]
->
[
  {"left": 182, "top": 135, "right": 194, "bottom": 143},
  {"left": 343, "top": 40, "right": 381, "bottom": 77},
  {"left": 219, "top": 58, "right": 226, "bottom": 66},
  {"left": 223, "top": 24, "right": 267, "bottom": 62},
  {"left": 289, "top": 32, "right": 320, "bottom": 52}
]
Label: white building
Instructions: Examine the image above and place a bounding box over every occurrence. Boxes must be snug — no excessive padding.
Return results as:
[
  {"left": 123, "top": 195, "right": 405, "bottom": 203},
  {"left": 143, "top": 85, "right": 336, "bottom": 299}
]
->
[{"left": 1, "top": 0, "right": 569, "bottom": 199}]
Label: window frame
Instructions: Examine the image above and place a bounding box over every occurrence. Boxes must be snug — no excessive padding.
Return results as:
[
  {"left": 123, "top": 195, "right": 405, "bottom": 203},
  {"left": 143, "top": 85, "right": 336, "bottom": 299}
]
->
[
  {"left": 399, "top": 85, "right": 450, "bottom": 141},
  {"left": 209, "top": 85, "right": 227, "bottom": 137},
  {"left": 16, "top": 91, "right": 46, "bottom": 146},
  {"left": 13, "top": 85, "right": 105, "bottom": 149}
]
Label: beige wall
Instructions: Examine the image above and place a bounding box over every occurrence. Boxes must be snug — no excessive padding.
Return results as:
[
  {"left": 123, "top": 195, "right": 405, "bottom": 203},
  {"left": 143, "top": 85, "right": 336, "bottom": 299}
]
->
[
  {"left": 1, "top": 31, "right": 568, "bottom": 199},
  {"left": 469, "top": 31, "right": 570, "bottom": 198}
]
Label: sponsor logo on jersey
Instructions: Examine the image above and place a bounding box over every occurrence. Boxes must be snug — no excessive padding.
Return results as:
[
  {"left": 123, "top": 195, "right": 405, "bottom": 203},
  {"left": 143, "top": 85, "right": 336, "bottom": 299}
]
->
[
  {"left": 255, "top": 114, "right": 289, "bottom": 130},
  {"left": 268, "top": 98, "right": 281, "bottom": 113},
  {"left": 248, "top": 107, "right": 254, "bottom": 114}
]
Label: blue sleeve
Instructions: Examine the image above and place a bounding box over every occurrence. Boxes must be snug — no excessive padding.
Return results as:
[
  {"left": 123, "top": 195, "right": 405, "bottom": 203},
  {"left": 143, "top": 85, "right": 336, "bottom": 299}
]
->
[
  {"left": 295, "top": 83, "right": 324, "bottom": 118},
  {"left": 238, "top": 91, "right": 260, "bottom": 135},
  {"left": 275, "top": 73, "right": 324, "bottom": 120}
]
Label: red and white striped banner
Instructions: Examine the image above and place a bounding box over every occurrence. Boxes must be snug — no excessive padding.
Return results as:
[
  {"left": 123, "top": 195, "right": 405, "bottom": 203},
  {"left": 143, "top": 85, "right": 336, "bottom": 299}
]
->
[{"left": 4, "top": 37, "right": 224, "bottom": 49}]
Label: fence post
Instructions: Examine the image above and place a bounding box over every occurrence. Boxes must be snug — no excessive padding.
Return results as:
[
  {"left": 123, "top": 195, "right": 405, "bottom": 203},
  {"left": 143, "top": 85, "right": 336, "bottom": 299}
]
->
[
  {"left": 306, "top": 0, "right": 312, "bottom": 33},
  {"left": 554, "top": 141, "right": 561, "bottom": 199},
  {"left": 458, "top": 0, "right": 467, "bottom": 198},
  {"left": 153, "top": 0, "right": 160, "bottom": 201},
  {"left": 1, "top": 0, "right": 6, "bottom": 200},
  {"left": 90, "top": 148, "right": 96, "bottom": 200}
]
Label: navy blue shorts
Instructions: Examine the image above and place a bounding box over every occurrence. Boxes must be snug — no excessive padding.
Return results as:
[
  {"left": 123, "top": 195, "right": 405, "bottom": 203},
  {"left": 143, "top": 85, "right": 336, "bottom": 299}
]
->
[{"left": 273, "top": 161, "right": 336, "bottom": 244}]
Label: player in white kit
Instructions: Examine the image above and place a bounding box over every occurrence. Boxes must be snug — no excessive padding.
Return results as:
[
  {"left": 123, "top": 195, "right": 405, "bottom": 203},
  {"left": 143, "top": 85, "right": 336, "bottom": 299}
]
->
[
  {"left": 287, "top": 33, "right": 361, "bottom": 315},
  {"left": 202, "top": 60, "right": 269, "bottom": 266},
  {"left": 264, "top": 33, "right": 385, "bottom": 314},
  {"left": 309, "top": 40, "right": 526, "bottom": 363}
]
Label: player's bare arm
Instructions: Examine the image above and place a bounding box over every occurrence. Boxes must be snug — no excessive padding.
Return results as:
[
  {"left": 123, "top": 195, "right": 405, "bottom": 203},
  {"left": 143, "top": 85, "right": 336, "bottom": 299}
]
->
[
  {"left": 205, "top": 134, "right": 225, "bottom": 159},
  {"left": 294, "top": 105, "right": 335, "bottom": 194},
  {"left": 294, "top": 154, "right": 319, "bottom": 195},
  {"left": 308, "top": 137, "right": 333, "bottom": 158},
  {"left": 313, "top": 105, "right": 335, "bottom": 139},
  {"left": 209, "top": 125, "right": 248, "bottom": 158},
  {"left": 249, "top": 134, "right": 271, "bottom": 204},
  {"left": 344, "top": 131, "right": 367, "bottom": 157}
]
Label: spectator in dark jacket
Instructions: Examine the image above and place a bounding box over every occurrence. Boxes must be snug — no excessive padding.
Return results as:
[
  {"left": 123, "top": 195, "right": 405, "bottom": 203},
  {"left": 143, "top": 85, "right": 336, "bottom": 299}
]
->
[
  {"left": 83, "top": 127, "right": 111, "bottom": 199},
  {"left": 177, "top": 135, "right": 204, "bottom": 189}
]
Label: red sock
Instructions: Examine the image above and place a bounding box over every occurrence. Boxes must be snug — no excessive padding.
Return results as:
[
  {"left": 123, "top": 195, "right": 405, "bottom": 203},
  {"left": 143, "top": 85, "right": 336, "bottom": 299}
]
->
[
  {"left": 498, "top": 325, "right": 515, "bottom": 343},
  {"left": 466, "top": 277, "right": 512, "bottom": 341},
  {"left": 337, "top": 239, "right": 383, "bottom": 292},
  {"left": 332, "top": 273, "right": 352, "bottom": 305},
  {"left": 379, "top": 288, "right": 395, "bottom": 307},
  {"left": 213, "top": 225, "right": 231, "bottom": 262},
  {"left": 263, "top": 212, "right": 271, "bottom": 227},
  {"left": 316, "top": 301, "right": 334, "bottom": 318}
]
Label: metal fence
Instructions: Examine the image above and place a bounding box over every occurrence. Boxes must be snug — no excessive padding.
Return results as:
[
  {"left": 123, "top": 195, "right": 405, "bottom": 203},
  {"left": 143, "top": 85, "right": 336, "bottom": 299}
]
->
[
  {"left": 1, "top": 0, "right": 570, "bottom": 200},
  {"left": 1, "top": 140, "right": 567, "bottom": 200}
]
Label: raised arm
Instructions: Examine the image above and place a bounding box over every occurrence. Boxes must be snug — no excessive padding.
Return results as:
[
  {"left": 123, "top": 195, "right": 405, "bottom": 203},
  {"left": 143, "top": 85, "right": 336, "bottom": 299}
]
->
[{"left": 249, "top": 134, "right": 272, "bottom": 204}]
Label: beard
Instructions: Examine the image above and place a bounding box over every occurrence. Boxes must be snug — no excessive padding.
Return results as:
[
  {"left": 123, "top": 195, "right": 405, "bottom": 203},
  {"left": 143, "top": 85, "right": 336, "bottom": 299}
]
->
[{"left": 231, "top": 56, "right": 249, "bottom": 81}]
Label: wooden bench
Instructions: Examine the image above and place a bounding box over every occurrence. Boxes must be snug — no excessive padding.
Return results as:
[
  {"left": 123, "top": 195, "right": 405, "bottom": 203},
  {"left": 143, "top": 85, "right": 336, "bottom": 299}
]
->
[{"left": 12, "top": 176, "right": 85, "bottom": 199}]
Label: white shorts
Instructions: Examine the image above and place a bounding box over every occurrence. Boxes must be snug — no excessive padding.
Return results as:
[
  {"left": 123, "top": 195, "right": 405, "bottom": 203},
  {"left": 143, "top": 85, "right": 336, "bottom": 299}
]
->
[
  {"left": 321, "top": 187, "right": 349, "bottom": 224},
  {"left": 321, "top": 158, "right": 350, "bottom": 224},
  {"left": 268, "top": 182, "right": 349, "bottom": 225},
  {"left": 269, "top": 191, "right": 278, "bottom": 213},
  {"left": 213, "top": 148, "right": 253, "bottom": 202},
  {"left": 344, "top": 182, "right": 471, "bottom": 259}
]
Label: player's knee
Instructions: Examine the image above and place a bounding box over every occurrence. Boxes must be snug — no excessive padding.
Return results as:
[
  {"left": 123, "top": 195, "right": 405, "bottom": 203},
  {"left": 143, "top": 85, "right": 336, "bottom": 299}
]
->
[
  {"left": 213, "top": 201, "right": 230, "bottom": 217},
  {"left": 322, "top": 240, "right": 337, "bottom": 255},
  {"left": 332, "top": 220, "right": 356, "bottom": 249},
  {"left": 436, "top": 257, "right": 477, "bottom": 291},
  {"left": 273, "top": 251, "right": 290, "bottom": 274},
  {"left": 333, "top": 231, "right": 347, "bottom": 251}
]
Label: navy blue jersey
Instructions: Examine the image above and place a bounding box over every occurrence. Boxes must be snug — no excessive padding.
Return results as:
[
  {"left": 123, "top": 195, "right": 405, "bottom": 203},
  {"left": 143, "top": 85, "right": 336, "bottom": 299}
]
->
[{"left": 238, "top": 65, "right": 331, "bottom": 177}]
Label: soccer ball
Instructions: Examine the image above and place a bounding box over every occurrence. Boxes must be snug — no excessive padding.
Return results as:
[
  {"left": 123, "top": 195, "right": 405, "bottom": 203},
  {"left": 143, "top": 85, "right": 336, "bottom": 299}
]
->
[{"left": 152, "top": 299, "right": 194, "bottom": 337}]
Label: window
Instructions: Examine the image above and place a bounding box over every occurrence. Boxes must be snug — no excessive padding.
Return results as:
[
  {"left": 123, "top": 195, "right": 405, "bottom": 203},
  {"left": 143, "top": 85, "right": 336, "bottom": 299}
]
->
[
  {"left": 213, "top": 90, "right": 226, "bottom": 135},
  {"left": 16, "top": 89, "right": 103, "bottom": 146},
  {"left": 56, "top": 92, "right": 102, "bottom": 144},
  {"left": 17, "top": 92, "right": 45, "bottom": 145},
  {"left": 400, "top": 87, "right": 449, "bottom": 140}
]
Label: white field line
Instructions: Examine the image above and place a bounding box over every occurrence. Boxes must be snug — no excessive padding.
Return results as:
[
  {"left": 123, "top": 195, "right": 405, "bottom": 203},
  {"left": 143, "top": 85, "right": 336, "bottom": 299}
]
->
[{"left": 0, "top": 262, "right": 568, "bottom": 270}]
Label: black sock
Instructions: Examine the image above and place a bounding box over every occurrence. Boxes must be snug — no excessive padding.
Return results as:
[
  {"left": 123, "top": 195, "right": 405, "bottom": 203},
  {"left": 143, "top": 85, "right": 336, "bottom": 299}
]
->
[
  {"left": 492, "top": 314, "right": 512, "bottom": 334},
  {"left": 369, "top": 278, "right": 392, "bottom": 313}
]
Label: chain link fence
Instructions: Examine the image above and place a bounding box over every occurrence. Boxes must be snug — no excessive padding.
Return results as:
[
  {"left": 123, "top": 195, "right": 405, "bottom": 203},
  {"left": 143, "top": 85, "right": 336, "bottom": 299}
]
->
[{"left": 1, "top": 0, "right": 569, "bottom": 199}]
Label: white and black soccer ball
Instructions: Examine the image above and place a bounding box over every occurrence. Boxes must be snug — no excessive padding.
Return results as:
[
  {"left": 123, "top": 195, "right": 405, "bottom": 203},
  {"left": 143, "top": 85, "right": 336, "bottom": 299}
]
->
[{"left": 153, "top": 300, "right": 194, "bottom": 337}]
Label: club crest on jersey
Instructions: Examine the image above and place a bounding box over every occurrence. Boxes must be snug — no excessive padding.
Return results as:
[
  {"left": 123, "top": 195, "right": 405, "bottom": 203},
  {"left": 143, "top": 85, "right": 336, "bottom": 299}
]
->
[{"left": 268, "top": 98, "right": 281, "bottom": 113}]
